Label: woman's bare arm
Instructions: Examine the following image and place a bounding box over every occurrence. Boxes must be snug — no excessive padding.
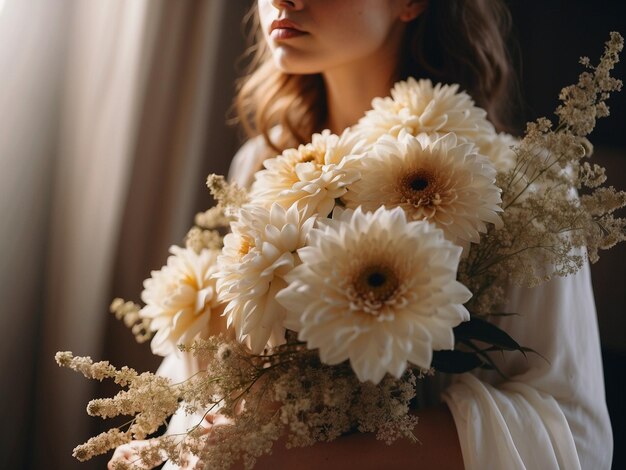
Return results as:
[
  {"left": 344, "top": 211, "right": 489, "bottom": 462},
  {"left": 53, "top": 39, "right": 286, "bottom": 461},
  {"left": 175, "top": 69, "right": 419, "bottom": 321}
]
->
[{"left": 251, "top": 403, "right": 463, "bottom": 470}]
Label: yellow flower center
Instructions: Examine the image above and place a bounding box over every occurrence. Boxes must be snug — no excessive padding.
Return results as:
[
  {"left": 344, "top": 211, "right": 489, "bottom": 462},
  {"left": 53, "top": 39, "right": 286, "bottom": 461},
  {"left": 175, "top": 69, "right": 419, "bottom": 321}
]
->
[
  {"left": 182, "top": 273, "right": 198, "bottom": 289},
  {"left": 299, "top": 147, "right": 325, "bottom": 165},
  {"left": 238, "top": 236, "right": 255, "bottom": 257}
]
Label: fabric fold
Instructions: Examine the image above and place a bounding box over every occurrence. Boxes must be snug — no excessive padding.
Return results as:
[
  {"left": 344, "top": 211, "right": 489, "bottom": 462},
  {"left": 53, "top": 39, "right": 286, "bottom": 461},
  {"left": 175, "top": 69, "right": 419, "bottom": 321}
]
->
[
  {"left": 444, "top": 374, "right": 580, "bottom": 470},
  {"left": 442, "top": 260, "right": 612, "bottom": 469}
]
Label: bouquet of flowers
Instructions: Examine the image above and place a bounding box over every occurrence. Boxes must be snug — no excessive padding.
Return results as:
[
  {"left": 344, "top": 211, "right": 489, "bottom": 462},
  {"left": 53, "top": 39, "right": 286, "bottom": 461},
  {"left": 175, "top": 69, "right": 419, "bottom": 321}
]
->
[{"left": 56, "top": 33, "right": 625, "bottom": 470}]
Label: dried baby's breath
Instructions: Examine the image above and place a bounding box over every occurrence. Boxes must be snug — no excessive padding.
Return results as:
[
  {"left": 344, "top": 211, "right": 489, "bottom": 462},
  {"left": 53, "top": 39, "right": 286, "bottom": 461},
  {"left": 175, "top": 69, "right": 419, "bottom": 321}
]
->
[
  {"left": 206, "top": 174, "right": 249, "bottom": 217},
  {"left": 58, "top": 337, "right": 418, "bottom": 469},
  {"left": 110, "top": 298, "right": 153, "bottom": 344},
  {"left": 462, "top": 32, "right": 625, "bottom": 313}
]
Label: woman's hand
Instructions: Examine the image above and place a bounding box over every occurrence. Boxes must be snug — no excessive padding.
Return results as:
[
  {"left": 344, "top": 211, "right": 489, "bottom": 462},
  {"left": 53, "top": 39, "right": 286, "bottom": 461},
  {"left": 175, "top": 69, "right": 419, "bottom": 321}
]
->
[
  {"left": 107, "top": 413, "right": 234, "bottom": 470},
  {"left": 108, "top": 440, "right": 163, "bottom": 470}
]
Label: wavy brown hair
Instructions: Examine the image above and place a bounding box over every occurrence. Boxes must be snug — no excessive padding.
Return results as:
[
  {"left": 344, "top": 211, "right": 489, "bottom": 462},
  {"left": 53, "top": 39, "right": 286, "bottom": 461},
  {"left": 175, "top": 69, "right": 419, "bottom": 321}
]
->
[{"left": 235, "top": 0, "right": 520, "bottom": 155}]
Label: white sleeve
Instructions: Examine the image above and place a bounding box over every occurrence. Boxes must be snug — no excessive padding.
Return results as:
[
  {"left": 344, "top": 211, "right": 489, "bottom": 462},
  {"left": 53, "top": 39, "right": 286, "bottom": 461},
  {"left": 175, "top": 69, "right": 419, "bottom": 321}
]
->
[
  {"left": 442, "top": 261, "right": 613, "bottom": 470},
  {"left": 156, "top": 351, "right": 200, "bottom": 383},
  {"left": 156, "top": 353, "right": 204, "bottom": 438},
  {"left": 227, "top": 135, "right": 270, "bottom": 189}
]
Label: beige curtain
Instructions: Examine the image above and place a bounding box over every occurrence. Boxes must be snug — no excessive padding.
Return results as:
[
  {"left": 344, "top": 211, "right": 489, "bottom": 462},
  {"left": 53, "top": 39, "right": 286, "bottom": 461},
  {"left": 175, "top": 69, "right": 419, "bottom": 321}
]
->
[
  {"left": 0, "top": 0, "right": 75, "bottom": 467},
  {"left": 0, "top": 1, "right": 250, "bottom": 468}
]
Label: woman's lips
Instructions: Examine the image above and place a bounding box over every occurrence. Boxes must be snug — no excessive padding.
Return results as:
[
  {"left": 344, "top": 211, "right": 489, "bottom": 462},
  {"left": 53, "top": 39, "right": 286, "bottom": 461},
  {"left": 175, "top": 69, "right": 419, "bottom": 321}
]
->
[
  {"left": 270, "top": 27, "right": 307, "bottom": 40},
  {"left": 270, "top": 19, "right": 307, "bottom": 40}
]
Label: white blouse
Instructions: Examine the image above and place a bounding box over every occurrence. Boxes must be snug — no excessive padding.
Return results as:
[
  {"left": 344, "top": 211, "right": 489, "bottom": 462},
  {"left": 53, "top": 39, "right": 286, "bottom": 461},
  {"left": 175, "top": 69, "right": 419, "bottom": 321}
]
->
[{"left": 159, "top": 137, "right": 613, "bottom": 470}]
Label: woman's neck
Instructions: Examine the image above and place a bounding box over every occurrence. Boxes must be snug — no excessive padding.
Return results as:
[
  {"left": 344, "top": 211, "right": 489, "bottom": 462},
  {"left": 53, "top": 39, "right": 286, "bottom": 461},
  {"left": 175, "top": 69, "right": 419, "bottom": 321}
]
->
[{"left": 322, "top": 26, "right": 405, "bottom": 134}]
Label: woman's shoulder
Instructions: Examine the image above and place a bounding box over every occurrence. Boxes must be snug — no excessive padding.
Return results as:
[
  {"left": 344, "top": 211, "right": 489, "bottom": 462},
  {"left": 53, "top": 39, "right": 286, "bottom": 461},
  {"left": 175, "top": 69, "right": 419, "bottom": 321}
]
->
[{"left": 228, "top": 130, "right": 281, "bottom": 189}]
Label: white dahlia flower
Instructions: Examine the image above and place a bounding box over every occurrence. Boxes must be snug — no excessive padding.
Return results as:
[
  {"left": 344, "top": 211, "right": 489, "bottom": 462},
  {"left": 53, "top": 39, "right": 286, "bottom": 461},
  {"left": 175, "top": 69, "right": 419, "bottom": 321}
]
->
[
  {"left": 342, "top": 132, "right": 502, "bottom": 252},
  {"left": 476, "top": 132, "right": 519, "bottom": 174},
  {"left": 353, "top": 77, "right": 495, "bottom": 145},
  {"left": 276, "top": 206, "right": 471, "bottom": 384},
  {"left": 215, "top": 203, "right": 315, "bottom": 353},
  {"left": 249, "top": 129, "right": 365, "bottom": 217},
  {"left": 140, "top": 246, "right": 221, "bottom": 356}
]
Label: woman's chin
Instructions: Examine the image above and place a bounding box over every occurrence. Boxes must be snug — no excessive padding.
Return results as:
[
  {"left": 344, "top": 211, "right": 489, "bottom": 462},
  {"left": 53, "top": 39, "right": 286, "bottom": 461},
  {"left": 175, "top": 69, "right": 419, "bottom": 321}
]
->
[{"left": 270, "top": 52, "right": 324, "bottom": 75}]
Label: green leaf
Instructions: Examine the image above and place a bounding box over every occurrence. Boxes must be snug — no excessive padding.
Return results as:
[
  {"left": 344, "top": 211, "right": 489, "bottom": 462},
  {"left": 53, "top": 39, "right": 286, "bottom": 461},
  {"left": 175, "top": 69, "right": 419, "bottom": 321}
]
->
[
  {"left": 460, "top": 339, "right": 509, "bottom": 379},
  {"left": 454, "top": 316, "right": 522, "bottom": 351}
]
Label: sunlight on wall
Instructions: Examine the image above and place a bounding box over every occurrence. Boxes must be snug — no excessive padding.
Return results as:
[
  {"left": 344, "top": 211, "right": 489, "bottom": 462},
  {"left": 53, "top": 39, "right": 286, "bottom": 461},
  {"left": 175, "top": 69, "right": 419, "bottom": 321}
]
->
[{"left": 0, "top": 0, "right": 6, "bottom": 17}]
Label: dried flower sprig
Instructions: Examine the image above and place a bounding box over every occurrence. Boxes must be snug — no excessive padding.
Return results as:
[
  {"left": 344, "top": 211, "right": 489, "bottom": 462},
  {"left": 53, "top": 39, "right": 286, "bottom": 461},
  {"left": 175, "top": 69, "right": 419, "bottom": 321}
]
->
[
  {"left": 181, "top": 175, "right": 250, "bottom": 254},
  {"left": 206, "top": 174, "right": 249, "bottom": 217},
  {"left": 54, "top": 352, "right": 177, "bottom": 461},
  {"left": 57, "top": 336, "right": 420, "bottom": 469},
  {"left": 185, "top": 226, "right": 223, "bottom": 253},
  {"left": 461, "top": 32, "right": 625, "bottom": 313},
  {"left": 557, "top": 31, "right": 623, "bottom": 136},
  {"left": 110, "top": 298, "right": 153, "bottom": 344}
]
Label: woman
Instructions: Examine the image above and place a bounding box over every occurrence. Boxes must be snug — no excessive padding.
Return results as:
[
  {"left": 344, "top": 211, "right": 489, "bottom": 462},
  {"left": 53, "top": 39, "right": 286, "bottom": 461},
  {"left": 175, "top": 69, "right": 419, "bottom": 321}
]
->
[{"left": 111, "top": 1, "right": 613, "bottom": 468}]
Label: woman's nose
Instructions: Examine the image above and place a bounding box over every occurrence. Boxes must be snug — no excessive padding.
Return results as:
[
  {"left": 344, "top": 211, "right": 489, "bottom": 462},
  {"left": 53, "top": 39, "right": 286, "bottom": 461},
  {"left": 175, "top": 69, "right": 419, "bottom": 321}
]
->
[{"left": 270, "top": 0, "right": 304, "bottom": 11}]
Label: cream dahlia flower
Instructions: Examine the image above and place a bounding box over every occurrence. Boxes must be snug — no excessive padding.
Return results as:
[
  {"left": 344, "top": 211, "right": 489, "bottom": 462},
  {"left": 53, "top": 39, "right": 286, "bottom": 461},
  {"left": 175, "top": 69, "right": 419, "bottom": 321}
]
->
[
  {"left": 353, "top": 78, "right": 496, "bottom": 145},
  {"left": 249, "top": 129, "right": 365, "bottom": 217},
  {"left": 215, "top": 203, "right": 315, "bottom": 353},
  {"left": 140, "top": 246, "right": 221, "bottom": 356},
  {"left": 476, "top": 132, "right": 519, "bottom": 174},
  {"left": 276, "top": 206, "right": 471, "bottom": 384},
  {"left": 342, "top": 132, "right": 502, "bottom": 252}
]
